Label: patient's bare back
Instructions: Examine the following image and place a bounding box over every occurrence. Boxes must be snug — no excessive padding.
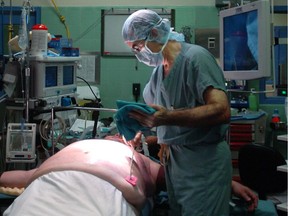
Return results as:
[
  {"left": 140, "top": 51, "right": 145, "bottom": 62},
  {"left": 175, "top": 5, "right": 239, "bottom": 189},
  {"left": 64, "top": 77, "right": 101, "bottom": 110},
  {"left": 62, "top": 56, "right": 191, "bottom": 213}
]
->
[{"left": 30, "top": 139, "right": 158, "bottom": 209}]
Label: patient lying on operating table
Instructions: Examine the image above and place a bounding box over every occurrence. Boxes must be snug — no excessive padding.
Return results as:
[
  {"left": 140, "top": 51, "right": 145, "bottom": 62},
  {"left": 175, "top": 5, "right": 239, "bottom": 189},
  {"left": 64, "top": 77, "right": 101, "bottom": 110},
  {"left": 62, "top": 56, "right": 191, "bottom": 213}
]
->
[
  {"left": 0, "top": 138, "right": 164, "bottom": 216},
  {"left": 1, "top": 134, "right": 263, "bottom": 216}
]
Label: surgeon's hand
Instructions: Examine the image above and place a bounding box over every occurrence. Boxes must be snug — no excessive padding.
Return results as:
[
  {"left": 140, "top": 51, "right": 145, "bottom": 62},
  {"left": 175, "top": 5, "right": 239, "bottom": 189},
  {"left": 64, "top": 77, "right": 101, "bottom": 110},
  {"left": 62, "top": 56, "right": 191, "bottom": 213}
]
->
[
  {"left": 126, "top": 131, "right": 142, "bottom": 148},
  {"left": 231, "top": 180, "right": 258, "bottom": 212},
  {"left": 129, "top": 104, "right": 169, "bottom": 128}
]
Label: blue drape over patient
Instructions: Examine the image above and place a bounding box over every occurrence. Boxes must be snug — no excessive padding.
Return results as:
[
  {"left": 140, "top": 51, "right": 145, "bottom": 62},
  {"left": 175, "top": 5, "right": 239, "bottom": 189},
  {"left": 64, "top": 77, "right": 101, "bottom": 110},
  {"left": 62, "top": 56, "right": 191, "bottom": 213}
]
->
[{"left": 114, "top": 100, "right": 156, "bottom": 141}]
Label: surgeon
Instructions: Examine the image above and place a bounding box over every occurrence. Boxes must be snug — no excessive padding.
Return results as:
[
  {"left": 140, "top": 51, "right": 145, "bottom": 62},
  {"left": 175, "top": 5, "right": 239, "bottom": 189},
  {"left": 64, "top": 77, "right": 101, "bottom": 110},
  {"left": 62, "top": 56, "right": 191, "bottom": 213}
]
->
[{"left": 122, "top": 9, "right": 232, "bottom": 216}]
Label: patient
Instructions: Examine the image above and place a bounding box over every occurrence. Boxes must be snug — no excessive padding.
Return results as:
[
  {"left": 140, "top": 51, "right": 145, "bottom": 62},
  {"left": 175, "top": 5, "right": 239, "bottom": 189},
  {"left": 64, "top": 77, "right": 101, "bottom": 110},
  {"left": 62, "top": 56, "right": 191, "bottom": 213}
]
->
[
  {"left": 1, "top": 138, "right": 164, "bottom": 216},
  {"left": 0, "top": 135, "right": 259, "bottom": 216}
]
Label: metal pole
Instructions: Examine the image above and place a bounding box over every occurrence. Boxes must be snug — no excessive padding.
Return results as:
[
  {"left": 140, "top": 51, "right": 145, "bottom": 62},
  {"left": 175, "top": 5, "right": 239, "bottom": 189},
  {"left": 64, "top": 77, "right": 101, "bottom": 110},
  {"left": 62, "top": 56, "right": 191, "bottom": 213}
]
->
[
  {"left": 51, "top": 107, "right": 54, "bottom": 156},
  {"left": 24, "top": 67, "right": 30, "bottom": 122},
  {"left": 52, "top": 106, "right": 118, "bottom": 113}
]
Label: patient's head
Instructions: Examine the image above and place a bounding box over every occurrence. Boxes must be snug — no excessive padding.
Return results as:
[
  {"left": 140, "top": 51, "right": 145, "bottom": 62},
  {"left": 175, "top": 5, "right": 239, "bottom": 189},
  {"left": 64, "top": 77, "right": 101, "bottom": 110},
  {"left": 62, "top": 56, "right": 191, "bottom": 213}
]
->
[
  {"left": 104, "top": 133, "right": 125, "bottom": 143},
  {"left": 104, "top": 132, "right": 142, "bottom": 147}
]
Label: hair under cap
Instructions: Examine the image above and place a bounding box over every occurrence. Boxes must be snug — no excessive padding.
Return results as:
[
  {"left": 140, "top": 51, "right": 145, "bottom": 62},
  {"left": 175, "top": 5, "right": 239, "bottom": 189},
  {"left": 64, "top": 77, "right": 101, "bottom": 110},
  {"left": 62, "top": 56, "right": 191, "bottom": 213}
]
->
[{"left": 122, "top": 9, "right": 171, "bottom": 43}]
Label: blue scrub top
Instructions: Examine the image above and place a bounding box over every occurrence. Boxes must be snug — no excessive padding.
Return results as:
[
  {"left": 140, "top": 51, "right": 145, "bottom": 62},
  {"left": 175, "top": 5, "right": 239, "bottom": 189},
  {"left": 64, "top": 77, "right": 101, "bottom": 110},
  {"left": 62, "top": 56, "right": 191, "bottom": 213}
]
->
[{"left": 143, "top": 42, "right": 229, "bottom": 146}]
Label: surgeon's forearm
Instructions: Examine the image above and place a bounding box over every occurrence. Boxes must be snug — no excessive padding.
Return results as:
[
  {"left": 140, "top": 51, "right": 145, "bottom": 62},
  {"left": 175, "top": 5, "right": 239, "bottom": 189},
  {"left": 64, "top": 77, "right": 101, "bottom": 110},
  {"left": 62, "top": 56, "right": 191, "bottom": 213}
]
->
[
  {"left": 156, "top": 88, "right": 230, "bottom": 127},
  {"left": 164, "top": 104, "right": 230, "bottom": 127},
  {"left": 145, "top": 136, "right": 158, "bottom": 145},
  {"left": 0, "top": 169, "right": 36, "bottom": 188}
]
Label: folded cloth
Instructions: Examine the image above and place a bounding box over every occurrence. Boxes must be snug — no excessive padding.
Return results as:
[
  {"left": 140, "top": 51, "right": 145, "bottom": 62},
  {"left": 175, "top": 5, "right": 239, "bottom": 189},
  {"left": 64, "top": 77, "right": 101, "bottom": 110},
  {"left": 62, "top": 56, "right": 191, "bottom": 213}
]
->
[{"left": 114, "top": 100, "right": 156, "bottom": 141}]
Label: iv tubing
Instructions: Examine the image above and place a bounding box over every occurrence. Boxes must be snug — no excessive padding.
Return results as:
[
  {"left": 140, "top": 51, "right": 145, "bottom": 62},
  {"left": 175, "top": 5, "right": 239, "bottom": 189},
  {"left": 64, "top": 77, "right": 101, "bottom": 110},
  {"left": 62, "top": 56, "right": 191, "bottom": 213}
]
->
[
  {"left": 50, "top": 106, "right": 118, "bottom": 155},
  {"left": 8, "top": 0, "right": 13, "bottom": 41}
]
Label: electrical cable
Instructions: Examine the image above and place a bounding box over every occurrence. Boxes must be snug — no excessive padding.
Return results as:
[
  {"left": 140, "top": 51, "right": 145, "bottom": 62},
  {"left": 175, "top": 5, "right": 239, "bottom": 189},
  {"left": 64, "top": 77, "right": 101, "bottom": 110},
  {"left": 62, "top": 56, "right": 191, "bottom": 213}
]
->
[
  {"left": 77, "top": 76, "right": 100, "bottom": 101},
  {"left": 38, "top": 114, "right": 66, "bottom": 152},
  {"left": 76, "top": 76, "right": 102, "bottom": 138},
  {"left": 0, "top": 107, "right": 7, "bottom": 172},
  {"left": 50, "top": 0, "right": 70, "bottom": 38},
  {"left": 73, "top": 8, "right": 113, "bottom": 43}
]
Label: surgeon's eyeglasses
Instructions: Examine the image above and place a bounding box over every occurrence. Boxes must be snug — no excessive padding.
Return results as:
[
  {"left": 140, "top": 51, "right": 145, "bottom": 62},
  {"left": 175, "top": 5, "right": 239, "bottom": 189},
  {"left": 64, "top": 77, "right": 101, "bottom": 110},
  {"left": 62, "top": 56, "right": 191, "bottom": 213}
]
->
[{"left": 131, "top": 38, "right": 147, "bottom": 53}]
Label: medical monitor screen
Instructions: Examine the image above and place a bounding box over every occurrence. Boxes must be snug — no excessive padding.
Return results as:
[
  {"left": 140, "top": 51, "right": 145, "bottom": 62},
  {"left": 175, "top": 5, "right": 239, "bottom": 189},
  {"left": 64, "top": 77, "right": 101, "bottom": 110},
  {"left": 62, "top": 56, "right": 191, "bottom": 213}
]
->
[
  {"left": 223, "top": 10, "right": 258, "bottom": 71},
  {"left": 219, "top": 0, "right": 271, "bottom": 80},
  {"left": 63, "top": 65, "right": 74, "bottom": 85},
  {"left": 45, "top": 66, "right": 57, "bottom": 87}
]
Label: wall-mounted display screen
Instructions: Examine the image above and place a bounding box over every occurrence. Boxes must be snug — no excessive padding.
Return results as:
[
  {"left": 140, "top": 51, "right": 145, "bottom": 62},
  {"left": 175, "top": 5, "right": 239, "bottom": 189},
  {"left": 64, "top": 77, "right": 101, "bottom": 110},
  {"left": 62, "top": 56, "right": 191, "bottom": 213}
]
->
[
  {"left": 101, "top": 9, "right": 174, "bottom": 57},
  {"left": 219, "top": 0, "right": 272, "bottom": 80},
  {"left": 223, "top": 10, "right": 258, "bottom": 71}
]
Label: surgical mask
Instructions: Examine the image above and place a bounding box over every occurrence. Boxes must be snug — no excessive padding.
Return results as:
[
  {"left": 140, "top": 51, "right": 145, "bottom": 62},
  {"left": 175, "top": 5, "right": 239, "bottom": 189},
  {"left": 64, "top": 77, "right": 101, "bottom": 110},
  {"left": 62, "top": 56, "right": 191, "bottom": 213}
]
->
[
  {"left": 135, "top": 48, "right": 163, "bottom": 67},
  {"left": 134, "top": 34, "right": 169, "bottom": 67}
]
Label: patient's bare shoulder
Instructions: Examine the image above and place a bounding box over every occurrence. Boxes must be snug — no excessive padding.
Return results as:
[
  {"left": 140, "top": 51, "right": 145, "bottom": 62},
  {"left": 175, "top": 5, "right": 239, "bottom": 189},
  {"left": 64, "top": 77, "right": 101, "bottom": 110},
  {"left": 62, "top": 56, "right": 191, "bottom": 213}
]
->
[{"left": 29, "top": 139, "right": 155, "bottom": 209}]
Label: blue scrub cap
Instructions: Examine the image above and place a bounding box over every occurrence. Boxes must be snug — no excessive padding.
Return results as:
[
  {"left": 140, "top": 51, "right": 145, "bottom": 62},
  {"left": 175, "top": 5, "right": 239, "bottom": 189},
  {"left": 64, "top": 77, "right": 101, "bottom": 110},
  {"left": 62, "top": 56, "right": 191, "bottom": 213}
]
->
[{"left": 122, "top": 9, "right": 185, "bottom": 43}]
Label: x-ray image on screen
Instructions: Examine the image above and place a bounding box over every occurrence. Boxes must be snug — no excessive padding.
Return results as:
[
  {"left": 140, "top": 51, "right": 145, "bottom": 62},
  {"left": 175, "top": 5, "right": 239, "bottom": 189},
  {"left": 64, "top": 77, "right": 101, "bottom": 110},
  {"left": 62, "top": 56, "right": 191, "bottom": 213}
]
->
[{"left": 223, "top": 10, "right": 258, "bottom": 71}]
